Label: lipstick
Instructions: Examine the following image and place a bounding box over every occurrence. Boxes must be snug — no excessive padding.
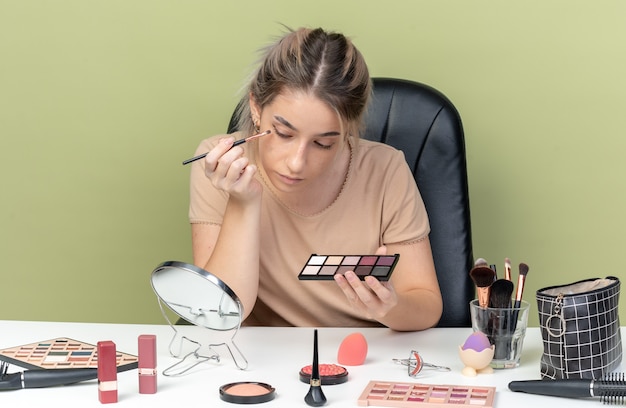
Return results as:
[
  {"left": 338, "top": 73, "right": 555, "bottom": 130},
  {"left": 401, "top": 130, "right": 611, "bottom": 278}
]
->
[
  {"left": 97, "top": 340, "right": 117, "bottom": 404},
  {"left": 138, "top": 334, "right": 157, "bottom": 394}
]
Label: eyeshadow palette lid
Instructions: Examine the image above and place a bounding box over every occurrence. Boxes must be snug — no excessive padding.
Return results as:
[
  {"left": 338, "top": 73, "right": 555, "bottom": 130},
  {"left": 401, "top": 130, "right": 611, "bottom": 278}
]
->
[
  {"left": 150, "top": 261, "right": 243, "bottom": 331},
  {"left": 298, "top": 254, "right": 400, "bottom": 281}
]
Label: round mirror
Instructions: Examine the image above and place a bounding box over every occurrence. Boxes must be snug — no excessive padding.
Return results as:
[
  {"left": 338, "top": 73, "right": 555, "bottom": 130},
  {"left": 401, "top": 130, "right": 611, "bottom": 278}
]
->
[{"left": 150, "top": 261, "right": 242, "bottom": 331}]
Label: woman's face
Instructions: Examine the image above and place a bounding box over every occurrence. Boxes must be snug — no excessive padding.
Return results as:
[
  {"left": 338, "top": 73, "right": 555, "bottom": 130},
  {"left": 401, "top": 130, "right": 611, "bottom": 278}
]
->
[{"left": 251, "top": 89, "right": 347, "bottom": 194}]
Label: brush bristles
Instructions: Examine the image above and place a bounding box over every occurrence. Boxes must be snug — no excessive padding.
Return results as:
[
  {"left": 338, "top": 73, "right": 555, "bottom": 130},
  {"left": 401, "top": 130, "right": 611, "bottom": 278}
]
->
[
  {"left": 489, "top": 279, "right": 514, "bottom": 308},
  {"left": 470, "top": 266, "right": 496, "bottom": 287},
  {"left": 474, "top": 258, "right": 488, "bottom": 267},
  {"left": 518, "top": 263, "right": 529, "bottom": 276},
  {"left": 599, "top": 373, "right": 626, "bottom": 404}
]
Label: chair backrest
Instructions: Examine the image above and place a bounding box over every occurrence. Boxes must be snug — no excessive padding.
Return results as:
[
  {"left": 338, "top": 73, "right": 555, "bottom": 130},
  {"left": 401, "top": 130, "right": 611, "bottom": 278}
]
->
[
  {"left": 227, "top": 77, "right": 474, "bottom": 327},
  {"left": 363, "top": 78, "right": 474, "bottom": 327}
]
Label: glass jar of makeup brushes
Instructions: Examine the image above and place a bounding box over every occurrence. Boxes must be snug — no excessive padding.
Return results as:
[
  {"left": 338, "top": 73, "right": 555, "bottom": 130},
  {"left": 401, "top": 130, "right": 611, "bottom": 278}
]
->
[{"left": 469, "top": 300, "right": 530, "bottom": 369}]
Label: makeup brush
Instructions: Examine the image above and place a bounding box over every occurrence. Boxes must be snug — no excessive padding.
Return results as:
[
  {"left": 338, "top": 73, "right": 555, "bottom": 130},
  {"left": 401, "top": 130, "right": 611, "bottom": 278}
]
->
[
  {"left": 511, "top": 262, "right": 529, "bottom": 330},
  {"left": 182, "top": 129, "right": 271, "bottom": 165},
  {"left": 504, "top": 258, "right": 512, "bottom": 281},
  {"left": 304, "top": 329, "right": 327, "bottom": 407},
  {"left": 470, "top": 265, "right": 496, "bottom": 308},
  {"left": 513, "top": 263, "right": 529, "bottom": 309},
  {"left": 474, "top": 258, "right": 489, "bottom": 267},
  {"left": 0, "top": 362, "right": 98, "bottom": 390},
  {"left": 489, "top": 279, "right": 514, "bottom": 309},
  {"left": 488, "top": 279, "right": 515, "bottom": 360},
  {"left": 509, "top": 373, "right": 626, "bottom": 404}
]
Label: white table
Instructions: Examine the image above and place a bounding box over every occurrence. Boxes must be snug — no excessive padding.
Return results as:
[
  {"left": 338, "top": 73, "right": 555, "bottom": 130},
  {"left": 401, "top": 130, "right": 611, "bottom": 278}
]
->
[{"left": 0, "top": 320, "right": 623, "bottom": 407}]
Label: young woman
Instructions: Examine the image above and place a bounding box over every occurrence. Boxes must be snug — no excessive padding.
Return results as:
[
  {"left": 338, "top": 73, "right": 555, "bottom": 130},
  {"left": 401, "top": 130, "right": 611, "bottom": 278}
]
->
[{"left": 188, "top": 27, "right": 442, "bottom": 331}]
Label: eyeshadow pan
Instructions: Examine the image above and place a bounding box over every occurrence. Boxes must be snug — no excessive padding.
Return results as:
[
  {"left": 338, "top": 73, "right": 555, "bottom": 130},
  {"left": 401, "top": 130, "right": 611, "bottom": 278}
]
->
[
  {"left": 377, "top": 256, "right": 396, "bottom": 266},
  {"left": 342, "top": 256, "right": 361, "bottom": 265},
  {"left": 319, "top": 266, "right": 337, "bottom": 275},
  {"left": 359, "top": 256, "right": 378, "bottom": 266},
  {"left": 371, "top": 266, "right": 390, "bottom": 277},
  {"left": 325, "top": 256, "right": 344, "bottom": 265},
  {"left": 302, "top": 265, "right": 321, "bottom": 275},
  {"left": 355, "top": 265, "right": 373, "bottom": 276},
  {"left": 309, "top": 255, "right": 327, "bottom": 265},
  {"left": 298, "top": 254, "right": 400, "bottom": 281}
]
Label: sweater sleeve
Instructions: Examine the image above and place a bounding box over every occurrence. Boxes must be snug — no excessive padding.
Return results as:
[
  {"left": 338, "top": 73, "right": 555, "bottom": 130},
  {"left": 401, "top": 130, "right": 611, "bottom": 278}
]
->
[{"left": 188, "top": 135, "right": 229, "bottom": 225}]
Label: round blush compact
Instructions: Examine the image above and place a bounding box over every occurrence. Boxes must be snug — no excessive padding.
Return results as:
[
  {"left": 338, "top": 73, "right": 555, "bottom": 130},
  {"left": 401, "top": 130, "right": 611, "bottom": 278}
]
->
[
  {"left": 219, "top": 382, "right": 276, "bottom": 404},
  {"left": 299, "top": 363, "right": 348, "bottom": 385}
]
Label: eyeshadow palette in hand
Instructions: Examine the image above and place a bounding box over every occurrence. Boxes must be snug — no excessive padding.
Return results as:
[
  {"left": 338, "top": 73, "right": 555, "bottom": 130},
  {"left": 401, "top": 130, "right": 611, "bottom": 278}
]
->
[{"left": 298, "top": 254, "right": 400, "bottom": 281}]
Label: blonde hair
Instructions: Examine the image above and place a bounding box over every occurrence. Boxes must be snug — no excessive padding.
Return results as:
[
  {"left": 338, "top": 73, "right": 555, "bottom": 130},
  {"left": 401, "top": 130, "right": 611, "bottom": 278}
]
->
[{"left": 237, "top": 27, "right": 372, "bottom": 138}]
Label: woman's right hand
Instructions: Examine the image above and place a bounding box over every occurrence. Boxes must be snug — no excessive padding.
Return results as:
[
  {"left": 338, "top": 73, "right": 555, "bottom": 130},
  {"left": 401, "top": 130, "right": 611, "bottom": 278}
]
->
[{"left": 203, "top": 137, "right": 262, "bottom": 202}]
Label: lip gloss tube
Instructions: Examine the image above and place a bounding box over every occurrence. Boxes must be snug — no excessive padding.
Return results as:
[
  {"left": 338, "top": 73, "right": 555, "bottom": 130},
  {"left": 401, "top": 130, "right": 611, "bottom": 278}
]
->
[
  {"left": 97, "top": 340, "right": 118, "bottom": 404},
  {"left": 138, "top": 334, "right": 157, "bottom": 394}
]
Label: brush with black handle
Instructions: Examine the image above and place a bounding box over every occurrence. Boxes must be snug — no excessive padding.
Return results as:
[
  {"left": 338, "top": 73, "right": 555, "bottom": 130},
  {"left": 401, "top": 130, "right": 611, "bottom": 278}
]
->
[
  {"left": 0, "top": 361, "right": 98, "bottom": 390},
  {"left": 509, "top": 373, "right": 626, "bottom": 404},
  {"left": 489, "top": 279, "right": 514, "bottom": 360},
  {"left": 510, "top": 263, "right": 529, "bottom": 331}
]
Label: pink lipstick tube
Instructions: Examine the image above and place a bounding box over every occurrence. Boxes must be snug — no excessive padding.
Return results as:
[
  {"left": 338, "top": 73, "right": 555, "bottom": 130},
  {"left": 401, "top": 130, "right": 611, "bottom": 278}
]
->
[
  {"left": 97, "top": 340, "right": 118, "bottom": 404},
  {"left": 138, "top": 334, "right": 157, "bottom": 394}
]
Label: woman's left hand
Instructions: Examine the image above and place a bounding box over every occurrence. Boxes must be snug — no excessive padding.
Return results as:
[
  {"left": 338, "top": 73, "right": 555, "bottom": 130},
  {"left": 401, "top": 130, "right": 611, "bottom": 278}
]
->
[{"left": 333, "top": 246, "right": 398, "bottom": 321}]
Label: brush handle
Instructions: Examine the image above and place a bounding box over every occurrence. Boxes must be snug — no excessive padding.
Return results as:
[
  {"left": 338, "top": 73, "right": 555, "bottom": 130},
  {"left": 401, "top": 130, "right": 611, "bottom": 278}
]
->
[
  {"left": 22, "top": 368, "right": 98, "bottom": 388},
  {"left": 509, "top": 379, "right": 593, "bottom": 398},
  {"left": 509, "top": 298, "right": 523, "bottom": 333}
]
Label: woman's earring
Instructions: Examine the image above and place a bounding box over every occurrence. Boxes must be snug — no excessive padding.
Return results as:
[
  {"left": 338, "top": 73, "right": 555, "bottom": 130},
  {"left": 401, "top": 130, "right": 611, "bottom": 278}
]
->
[{"left": 253, "top": 120, "right": 261, "bottom": 134}]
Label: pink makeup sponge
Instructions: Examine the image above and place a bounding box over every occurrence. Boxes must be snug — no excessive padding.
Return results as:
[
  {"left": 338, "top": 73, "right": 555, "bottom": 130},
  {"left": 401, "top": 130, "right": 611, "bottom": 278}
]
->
[
  {"left": 462, "top": 332, "right": 491, "bottom": 352},
  {"left": 337, "top": 332, "right": 368, "bottom": 366}
]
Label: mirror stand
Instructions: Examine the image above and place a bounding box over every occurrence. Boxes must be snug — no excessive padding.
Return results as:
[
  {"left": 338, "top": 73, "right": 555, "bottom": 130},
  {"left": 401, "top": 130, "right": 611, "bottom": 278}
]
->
[{"left": 151, "top": 261, "right": 250, "bottom": 376}]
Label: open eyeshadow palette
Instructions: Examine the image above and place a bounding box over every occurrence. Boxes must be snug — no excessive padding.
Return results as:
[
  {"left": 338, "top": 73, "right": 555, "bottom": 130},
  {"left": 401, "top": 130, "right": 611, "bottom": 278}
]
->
[
  {"left": 298, "top": 254, "right": 400, "bottom": 281},
  {"left": 0, "top": 337, "right": 138, "bottom": 372},
  {"left": 357, "top": 381, "right": 496, "bottom": 407}
]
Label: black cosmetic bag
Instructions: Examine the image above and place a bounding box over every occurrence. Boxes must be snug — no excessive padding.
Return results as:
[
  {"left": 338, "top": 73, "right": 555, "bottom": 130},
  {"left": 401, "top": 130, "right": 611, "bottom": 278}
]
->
[{"left": 536, "top": 276, "right": 622, "bottom": 380}]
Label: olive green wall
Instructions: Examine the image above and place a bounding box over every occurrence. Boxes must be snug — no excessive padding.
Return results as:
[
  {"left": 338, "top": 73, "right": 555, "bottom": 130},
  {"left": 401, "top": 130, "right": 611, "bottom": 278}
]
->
[{"left": 1, "top": 1, "right": 625, "bottom": 327}]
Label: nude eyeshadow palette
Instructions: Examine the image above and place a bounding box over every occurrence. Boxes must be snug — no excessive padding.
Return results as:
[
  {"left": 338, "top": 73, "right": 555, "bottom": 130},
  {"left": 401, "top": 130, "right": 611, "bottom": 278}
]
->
[
  {"left": 0, "top": 337, "right": 138, "bottom": 371},
  {"left": 357, "top": 381, "right": 496, "bottom": 407},
  {"left": 298, "top": 254, "right": 400, "bottom": 281}
]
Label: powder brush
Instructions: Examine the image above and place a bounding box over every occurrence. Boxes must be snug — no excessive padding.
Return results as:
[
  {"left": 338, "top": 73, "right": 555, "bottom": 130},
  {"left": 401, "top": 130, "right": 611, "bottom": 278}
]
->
[
  {"left": 489, "top": 279, "right": 514, "bottom": 309},
  {"left": 488, "top": 279, "right": 515, "bottom": 360},
  {"left": 470, "top": 265, "right": 496, "bottom": 308},
  {"left": 509, "top": 373, "right": 626, "bottom": 404}
]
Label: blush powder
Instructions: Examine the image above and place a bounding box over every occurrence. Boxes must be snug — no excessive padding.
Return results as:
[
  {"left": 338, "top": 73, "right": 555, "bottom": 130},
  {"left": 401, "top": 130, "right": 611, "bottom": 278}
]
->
[
  {"left": 219, "top": 382, "right": 276, "bottom": 404},
  {"left": 299, "top": 363, "right": 349, "bottom": 385}
]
